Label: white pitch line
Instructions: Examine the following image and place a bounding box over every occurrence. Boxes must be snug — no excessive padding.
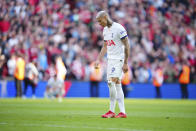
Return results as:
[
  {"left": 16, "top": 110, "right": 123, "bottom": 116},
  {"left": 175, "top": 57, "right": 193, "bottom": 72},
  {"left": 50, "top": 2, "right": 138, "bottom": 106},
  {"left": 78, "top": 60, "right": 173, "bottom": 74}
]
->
[
  {"left": 0, "top": 122, "right": 7, "bottom": 125},
  {"left": 0, "top": 122, "right": 151, "bottom": 131}
]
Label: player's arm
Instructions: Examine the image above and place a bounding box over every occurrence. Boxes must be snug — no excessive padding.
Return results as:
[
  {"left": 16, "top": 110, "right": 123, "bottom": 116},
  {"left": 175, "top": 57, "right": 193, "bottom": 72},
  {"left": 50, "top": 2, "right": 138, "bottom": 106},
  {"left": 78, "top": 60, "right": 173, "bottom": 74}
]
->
[
  {"left": 121, "top": 36, "right": 130, "bottom": 73},
  {"left": 97, "top": 41, "right": 107, "bottom": 61},
  {"left": 95, "top": 41, "right": 107, "bottom": 68}
]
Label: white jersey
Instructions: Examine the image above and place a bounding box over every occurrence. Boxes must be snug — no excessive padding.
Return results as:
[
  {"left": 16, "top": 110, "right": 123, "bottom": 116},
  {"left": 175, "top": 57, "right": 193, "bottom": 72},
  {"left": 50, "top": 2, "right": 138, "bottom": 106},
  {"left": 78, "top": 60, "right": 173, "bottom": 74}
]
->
[{"left": 103, "top": 22, "right": 128, "bottom": 60}]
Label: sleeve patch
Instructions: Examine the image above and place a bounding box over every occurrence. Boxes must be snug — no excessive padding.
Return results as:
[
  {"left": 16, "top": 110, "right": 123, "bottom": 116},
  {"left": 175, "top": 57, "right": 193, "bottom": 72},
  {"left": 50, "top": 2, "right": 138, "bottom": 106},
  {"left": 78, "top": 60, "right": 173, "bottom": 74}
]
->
[
  {"left": 120, "top": 35, "right": 128, "bottom": 39},
  {"left": 120, "top": 31, "right": 125, "bottom": 34}
]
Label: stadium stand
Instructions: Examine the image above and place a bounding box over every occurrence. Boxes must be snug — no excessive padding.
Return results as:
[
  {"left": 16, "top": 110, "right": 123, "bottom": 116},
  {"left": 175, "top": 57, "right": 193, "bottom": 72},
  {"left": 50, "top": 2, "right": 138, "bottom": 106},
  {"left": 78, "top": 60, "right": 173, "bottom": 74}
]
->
[{"left": 0, "top": 0, "right": 195, "bottom": 89}]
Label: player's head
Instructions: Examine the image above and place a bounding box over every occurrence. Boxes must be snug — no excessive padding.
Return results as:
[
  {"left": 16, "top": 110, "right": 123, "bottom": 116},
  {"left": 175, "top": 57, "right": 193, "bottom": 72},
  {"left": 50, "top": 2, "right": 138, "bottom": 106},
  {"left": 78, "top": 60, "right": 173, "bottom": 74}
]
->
[{"left": 96, "top": 11, "right": 110, "bottom": 27}]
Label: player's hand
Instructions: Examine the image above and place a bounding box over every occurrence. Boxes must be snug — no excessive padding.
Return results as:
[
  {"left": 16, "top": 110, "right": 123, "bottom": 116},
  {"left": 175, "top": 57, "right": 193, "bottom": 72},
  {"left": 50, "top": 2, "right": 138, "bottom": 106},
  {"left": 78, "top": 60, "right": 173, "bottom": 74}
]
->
[
  {"left": 94, "top": 60, "right": 100, "bottom": 69},
  {"left": 122, "top": 63, "right": 128, "bottom": 73}
]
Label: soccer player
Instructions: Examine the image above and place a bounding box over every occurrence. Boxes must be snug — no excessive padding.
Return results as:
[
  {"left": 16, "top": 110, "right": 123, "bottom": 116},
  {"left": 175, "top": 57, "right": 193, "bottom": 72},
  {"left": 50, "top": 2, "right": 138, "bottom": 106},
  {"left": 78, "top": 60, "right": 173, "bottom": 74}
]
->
[
  {"left": 44, "top": 73, "right": 65, "bottom": 102},
  {"left": 95, "top": 11, "right": 130, "bottom": 118}
]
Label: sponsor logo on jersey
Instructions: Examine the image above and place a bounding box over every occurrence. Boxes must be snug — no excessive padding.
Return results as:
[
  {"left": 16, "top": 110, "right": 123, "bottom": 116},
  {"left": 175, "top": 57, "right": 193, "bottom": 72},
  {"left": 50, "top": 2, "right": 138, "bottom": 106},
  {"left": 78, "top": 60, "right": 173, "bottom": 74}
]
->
[{"left": 106, "top": 40, "right": 116, "bottom": 46}]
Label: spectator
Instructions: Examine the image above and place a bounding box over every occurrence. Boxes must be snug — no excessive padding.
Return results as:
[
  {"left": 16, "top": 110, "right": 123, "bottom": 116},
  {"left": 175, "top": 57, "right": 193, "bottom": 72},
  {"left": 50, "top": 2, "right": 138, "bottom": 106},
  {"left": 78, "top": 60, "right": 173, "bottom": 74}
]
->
[
  {"left": 0, "top": 0, "right": 195, "bottom": 84},
  {"left": 89, "top": 61, "right": 103, "bottom": 97},
  {"left": 121, "top": 67, "right": 132, "bottom": 98},
  {"left": 14, "top": 53, "right": 25, "bottom": 97},
  {"left": 0, "top": 48, "right": 5, "bottom": 79},
  {"left": 55, "top": 55, "right": 67, "bottom": 81},
  {"left": 178, "top": 61, "right": 190, "bottom": 99},
  {"left": 23, "top": 60, "right": 39, "bottom": 99},
  {"left": 137, "top": 64, "right": 149, "bottom": 83},
  {"left": 0, "top": 48, "right": 7, "bottom": 97},
  {"left": 38, "top": 49, "right": 48, "bottom": 79},
  {"left": 152, "top": 63, "right": 164, "bottom": 98},
  {"left": 7, "top": 53, "right": 16, "bottom": 77},
  {"left": 0, "top": 14, "right": 10, "bottom": 33}
]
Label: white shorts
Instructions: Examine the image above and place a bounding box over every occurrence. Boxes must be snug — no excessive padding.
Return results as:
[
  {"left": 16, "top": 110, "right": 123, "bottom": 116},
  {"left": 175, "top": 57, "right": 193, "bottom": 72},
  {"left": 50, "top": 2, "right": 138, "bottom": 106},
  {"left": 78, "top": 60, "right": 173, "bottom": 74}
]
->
[{"left": 107, "top": 59, "right": 124, "bottom": 80}]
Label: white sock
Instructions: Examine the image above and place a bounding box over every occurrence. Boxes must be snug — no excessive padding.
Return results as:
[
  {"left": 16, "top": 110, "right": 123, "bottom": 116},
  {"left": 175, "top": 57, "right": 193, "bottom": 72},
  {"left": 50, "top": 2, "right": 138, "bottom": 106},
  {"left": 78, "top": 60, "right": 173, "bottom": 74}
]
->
[
  {"left": 108, "top": 81, "right": 117, "bottom": 112},
  {"left": 116, "top": 83, "right": 125, "bottom": 114}
]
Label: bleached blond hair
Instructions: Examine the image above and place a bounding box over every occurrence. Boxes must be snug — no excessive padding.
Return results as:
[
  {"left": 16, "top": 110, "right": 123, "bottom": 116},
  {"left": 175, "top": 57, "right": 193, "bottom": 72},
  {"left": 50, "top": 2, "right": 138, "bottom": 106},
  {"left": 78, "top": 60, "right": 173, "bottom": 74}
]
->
[{"left": 96, "top": 11, "right": 109, "bottom": 19}]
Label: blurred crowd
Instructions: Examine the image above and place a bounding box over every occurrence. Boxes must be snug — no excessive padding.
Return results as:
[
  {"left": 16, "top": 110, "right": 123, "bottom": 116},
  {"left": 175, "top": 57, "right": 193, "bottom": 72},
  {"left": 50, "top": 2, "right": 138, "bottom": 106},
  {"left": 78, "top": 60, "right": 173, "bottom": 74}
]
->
[{"left": 0, "top": 0, "right": 195, "bottom": 83}]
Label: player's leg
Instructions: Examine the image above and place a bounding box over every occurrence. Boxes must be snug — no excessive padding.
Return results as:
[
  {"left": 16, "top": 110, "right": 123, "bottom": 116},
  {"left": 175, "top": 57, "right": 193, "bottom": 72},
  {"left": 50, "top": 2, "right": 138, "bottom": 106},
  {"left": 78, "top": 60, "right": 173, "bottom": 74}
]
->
[
  {"left": 44, "top": 87, "right": 50, "bottom": 98},
  {"left": 112, "top": 59, "right": 126, "bottom": 118},
  {"left": 102, "top": 59, "right": 117, "bottom": 118},
  {"left": 58, "top": 87, "right": 65, "bottom": 102},
  {"left": 102, "top": 78, "right": 116, "bottom": 118},
  {"left": 44, "top": 87, "right": 54, "bottom": 99},
  {"left": 115, "top": 78, "right": 127, "bottom": 118},
  {"left": 108, "top": 78, "right": 117, "bottom": 112}
]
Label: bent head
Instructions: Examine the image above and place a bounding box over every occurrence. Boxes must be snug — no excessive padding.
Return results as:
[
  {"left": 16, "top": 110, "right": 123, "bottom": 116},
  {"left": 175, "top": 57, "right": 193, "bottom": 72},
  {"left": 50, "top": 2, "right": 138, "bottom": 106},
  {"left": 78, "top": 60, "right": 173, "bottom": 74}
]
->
[{"left": 96, "top": 11, "right": 109, "bottom": 27}]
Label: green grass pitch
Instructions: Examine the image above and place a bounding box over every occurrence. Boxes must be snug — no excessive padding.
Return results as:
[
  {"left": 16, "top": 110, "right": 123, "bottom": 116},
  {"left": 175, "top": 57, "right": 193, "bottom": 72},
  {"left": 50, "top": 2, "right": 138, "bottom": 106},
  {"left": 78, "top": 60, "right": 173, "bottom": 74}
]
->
[{"left": 0, "top": 98, "right": 196, "bottom": 131}]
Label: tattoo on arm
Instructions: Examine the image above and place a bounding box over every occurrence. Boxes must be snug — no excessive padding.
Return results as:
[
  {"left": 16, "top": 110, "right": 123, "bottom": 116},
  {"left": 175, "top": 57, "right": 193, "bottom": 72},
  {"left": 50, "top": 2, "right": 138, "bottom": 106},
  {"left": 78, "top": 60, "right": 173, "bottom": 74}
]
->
[{"left": 121, "top": 37, "right": 130, "bottom": 64}]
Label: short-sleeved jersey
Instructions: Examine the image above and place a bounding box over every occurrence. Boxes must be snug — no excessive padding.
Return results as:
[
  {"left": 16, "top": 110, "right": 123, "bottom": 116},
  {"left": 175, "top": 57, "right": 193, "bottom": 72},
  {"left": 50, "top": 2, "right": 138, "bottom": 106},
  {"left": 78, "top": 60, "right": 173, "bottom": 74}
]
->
[{"left": 103, "top": 22, "right": 127, "bottom": 60}]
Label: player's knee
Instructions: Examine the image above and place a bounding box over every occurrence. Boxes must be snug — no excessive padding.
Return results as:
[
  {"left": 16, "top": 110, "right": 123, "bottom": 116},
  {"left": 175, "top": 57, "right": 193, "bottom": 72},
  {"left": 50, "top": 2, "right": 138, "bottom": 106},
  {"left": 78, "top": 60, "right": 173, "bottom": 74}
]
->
[
  {"left": 108, "top": 79, "right": 112, "bottom": 88},
  {"left": 116, "top": 78, "right": 121, "bottom": 84},
  {"left": 111, "top": 77, "right": 121, "bottom": 84},
  {"left": 108, "top": 78, "right": 116, "bottom": 88},
  {"left": 110, "top": 77, "right": 117, "bottom": 83}
]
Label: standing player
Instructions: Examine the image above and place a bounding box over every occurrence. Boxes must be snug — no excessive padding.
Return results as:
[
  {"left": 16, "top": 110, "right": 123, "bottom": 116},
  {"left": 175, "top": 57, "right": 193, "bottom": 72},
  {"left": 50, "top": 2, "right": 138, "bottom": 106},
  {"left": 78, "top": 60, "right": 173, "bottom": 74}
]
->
[{"left": 95, "top": 11, "right": 130, "bottom": 118}]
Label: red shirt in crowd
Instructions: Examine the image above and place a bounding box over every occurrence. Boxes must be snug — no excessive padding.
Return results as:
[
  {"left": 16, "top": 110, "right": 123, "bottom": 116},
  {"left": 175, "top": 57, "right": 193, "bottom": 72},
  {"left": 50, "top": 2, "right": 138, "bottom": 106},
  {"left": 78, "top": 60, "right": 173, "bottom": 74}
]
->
[{"left": 0, "top": 20, "right": 10, "bottom": 33}]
